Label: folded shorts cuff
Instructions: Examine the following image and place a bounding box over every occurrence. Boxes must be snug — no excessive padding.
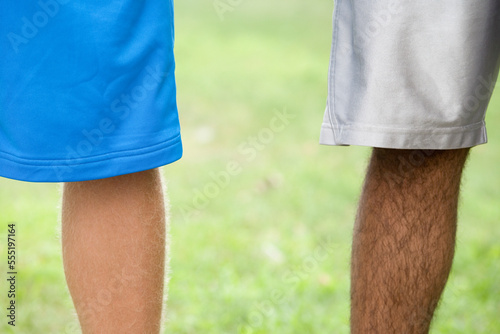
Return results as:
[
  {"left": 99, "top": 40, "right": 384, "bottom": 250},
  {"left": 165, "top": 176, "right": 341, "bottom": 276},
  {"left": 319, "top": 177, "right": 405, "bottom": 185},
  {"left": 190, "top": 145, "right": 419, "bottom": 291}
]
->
[
  {"left": 319, "top": 121, "right": 488, "bottom": 150},
  {"left": 0, "top": 135, "right": 183, "bottom": 183}
]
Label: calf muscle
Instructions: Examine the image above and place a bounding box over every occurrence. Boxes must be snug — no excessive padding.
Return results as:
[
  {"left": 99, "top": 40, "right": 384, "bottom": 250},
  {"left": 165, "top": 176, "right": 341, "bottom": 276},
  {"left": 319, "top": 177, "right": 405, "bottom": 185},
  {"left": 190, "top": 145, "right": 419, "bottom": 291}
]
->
[{"left": 351, "top": 148, "right": 470, "bottom": 334}]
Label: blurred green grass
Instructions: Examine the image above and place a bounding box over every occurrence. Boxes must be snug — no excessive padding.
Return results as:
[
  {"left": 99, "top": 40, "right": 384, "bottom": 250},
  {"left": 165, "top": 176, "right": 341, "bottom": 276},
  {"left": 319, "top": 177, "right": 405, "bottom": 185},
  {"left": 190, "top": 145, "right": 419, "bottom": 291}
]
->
[{"left": 1, "top": 0, "right": 499, "bottom": 333}]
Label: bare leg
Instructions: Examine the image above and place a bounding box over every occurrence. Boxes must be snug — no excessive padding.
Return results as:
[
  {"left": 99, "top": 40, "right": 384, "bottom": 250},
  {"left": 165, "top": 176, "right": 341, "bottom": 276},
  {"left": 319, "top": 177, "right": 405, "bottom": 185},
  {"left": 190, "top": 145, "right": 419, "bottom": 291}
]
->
[
  {"left": 61, "top": 169, "right": 168, "bottom": 334},
  {"left": 351, "top": 148, "right": 470, "bottom": 334}
]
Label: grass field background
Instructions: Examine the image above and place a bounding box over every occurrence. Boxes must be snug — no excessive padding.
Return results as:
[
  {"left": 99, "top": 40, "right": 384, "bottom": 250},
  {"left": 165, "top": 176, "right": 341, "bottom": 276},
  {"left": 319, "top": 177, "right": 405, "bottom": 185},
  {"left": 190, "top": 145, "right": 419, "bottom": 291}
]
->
[{"left": 1, "top": 0, "right": 499, "bottom": 333}]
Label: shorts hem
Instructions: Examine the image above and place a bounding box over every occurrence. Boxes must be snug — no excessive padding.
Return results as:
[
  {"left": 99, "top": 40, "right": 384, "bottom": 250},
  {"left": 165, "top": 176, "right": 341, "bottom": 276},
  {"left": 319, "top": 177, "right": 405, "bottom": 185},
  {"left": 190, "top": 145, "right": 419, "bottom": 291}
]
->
[
  {"left": 0, "top": 135, "right": 183, "bottom": 183},
  {"left": 319, "top": 122, "right": 488, "bottom": 150}
]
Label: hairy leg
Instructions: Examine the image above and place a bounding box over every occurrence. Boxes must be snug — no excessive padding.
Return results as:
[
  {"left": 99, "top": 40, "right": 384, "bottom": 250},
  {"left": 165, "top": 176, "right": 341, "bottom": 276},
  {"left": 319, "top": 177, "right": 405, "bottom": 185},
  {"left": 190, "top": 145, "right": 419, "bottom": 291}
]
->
[
  {"left": 61, "top": 169, "right": 168, "bottom": 334},
  {"left": 351, "top": 148, "right": 470, "bottom": 334}
]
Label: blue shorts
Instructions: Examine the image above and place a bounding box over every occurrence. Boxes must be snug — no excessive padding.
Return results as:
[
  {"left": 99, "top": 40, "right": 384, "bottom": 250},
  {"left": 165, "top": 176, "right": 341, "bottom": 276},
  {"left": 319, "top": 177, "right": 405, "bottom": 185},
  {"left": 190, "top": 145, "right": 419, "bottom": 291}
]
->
[{"left": 0, "top": 0, "right": 182, "bottom": 182}]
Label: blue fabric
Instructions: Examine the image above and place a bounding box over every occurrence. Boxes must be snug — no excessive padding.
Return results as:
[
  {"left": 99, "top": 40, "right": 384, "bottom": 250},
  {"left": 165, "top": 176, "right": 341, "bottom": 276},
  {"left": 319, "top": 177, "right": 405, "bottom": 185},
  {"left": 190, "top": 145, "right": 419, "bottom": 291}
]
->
[{"left": 0, "top": 0, "right": 182, "bottom": 182}]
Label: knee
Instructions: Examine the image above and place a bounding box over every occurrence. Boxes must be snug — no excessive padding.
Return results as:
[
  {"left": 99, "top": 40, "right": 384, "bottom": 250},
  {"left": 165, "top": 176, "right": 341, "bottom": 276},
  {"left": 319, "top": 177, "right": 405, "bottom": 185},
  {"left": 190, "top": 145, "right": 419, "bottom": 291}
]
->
[
  {"left": 369, "top": 148, "right": 470, "bottom": 182},
  {"left": 373, "top": 147, "right": 469, "bottom": 167},
  {"left": 64, "top": 168, "right": 161, "bottom": 192}
]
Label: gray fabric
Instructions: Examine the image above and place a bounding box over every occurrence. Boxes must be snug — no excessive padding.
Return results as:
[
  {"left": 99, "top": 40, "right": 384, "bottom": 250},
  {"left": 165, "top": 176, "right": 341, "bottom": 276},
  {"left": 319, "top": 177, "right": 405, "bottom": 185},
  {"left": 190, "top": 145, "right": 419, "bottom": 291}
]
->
[{"left": 320, "top": 0, "right": 500, "bottom": 149}]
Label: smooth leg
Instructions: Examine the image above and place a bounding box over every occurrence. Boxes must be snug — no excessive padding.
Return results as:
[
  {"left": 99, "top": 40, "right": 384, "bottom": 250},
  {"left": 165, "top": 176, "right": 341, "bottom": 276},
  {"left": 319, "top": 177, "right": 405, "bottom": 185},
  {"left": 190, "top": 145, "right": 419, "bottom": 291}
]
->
[
  {"left": 351, "top": 148, "right": 470, "bottom": 334},
  {"left": 61, "top": 169, "right": 168, "bottom": 334}
]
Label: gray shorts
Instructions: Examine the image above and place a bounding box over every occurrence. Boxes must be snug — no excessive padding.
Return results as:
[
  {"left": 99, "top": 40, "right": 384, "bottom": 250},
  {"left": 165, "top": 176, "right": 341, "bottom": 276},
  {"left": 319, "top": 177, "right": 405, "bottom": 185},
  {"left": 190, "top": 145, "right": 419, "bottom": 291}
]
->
[{"left": 320, "top": 0, "right": 500, "bottom": 149}]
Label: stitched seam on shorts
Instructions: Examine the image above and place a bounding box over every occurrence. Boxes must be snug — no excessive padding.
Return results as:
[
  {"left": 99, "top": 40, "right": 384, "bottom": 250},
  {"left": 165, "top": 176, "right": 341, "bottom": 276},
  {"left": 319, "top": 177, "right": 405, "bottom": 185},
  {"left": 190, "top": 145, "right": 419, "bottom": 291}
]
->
[
  {"left": 328, "top": 0, "right": 342, "bottom": 142},
  {"left": 0, "top": 134, "right": 181, "bottom": 167},
  {"left": 327, "top": 120, "right": 485, "bottom": 133}
]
